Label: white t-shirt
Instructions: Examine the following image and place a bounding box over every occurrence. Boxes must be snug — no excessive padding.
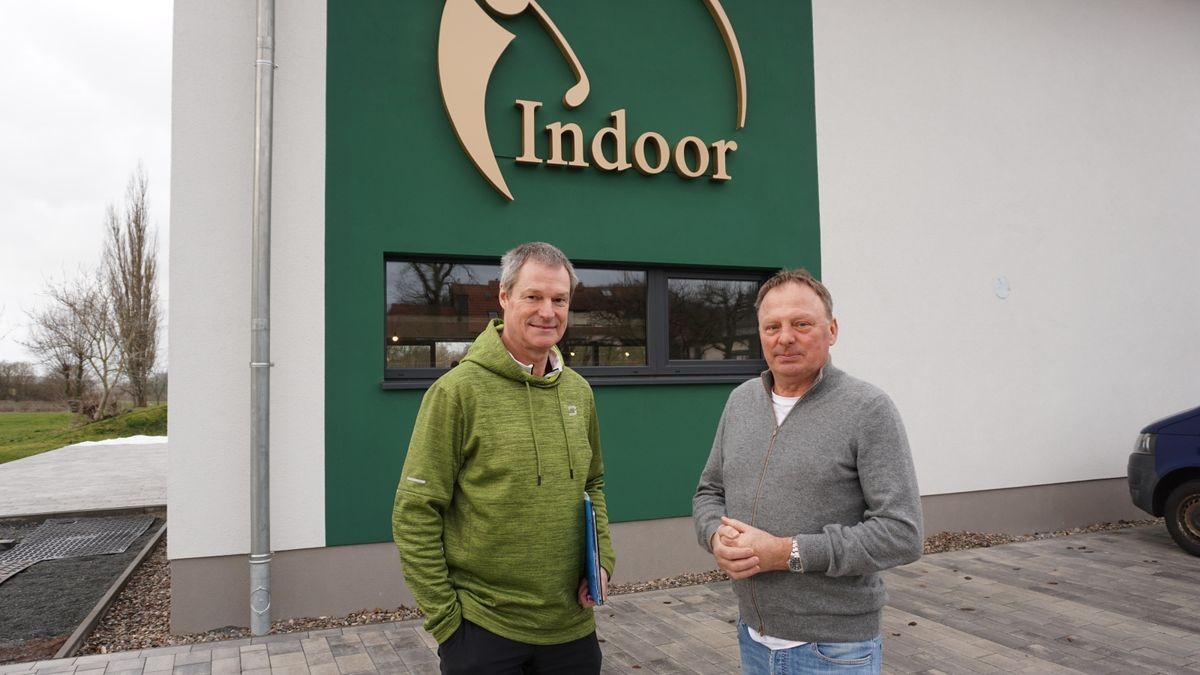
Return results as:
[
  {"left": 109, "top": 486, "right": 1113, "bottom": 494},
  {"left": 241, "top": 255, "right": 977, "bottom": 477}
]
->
[{"left": 771, "top": 391, "right": 801, "bottom": 426}]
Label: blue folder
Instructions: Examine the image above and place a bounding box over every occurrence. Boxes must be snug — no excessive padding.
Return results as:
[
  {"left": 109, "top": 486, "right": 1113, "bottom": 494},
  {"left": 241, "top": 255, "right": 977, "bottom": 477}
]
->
[{"left": 583, "top": 493, "right": 604, "bottom": 605}]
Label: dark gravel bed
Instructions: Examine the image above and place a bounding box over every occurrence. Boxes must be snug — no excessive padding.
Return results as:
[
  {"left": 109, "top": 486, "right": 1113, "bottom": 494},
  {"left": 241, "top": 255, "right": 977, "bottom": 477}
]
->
[
  {"left": 0, "top": 516, "right": 163, "bottom": 664},
  {"left": 5, "top": 516, "right": 1166, "bottom": 661}
]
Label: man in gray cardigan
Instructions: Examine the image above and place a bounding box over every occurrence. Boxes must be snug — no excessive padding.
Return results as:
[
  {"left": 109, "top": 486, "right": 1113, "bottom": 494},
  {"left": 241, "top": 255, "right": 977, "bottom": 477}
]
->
[{"left": 693, "top": 269, "right": 923, "bottom": 674}]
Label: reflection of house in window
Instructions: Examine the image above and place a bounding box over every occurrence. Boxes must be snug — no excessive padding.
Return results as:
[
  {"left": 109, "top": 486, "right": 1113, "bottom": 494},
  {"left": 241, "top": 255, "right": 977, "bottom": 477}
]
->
[
  {"left": 385, "top": 258, "right": 767, "bottom": 380},
  {"left": 385, "top": 272, "right": 501, "bottom": 368},
  {"left": 563, "top": 273, "right": 647, "bottom": 367}
]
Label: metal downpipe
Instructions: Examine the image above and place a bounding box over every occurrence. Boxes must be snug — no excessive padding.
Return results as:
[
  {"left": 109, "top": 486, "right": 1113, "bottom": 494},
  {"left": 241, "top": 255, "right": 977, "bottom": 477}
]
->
[{"left": 250, "top": 0, "right": 276, "bottom": 637}]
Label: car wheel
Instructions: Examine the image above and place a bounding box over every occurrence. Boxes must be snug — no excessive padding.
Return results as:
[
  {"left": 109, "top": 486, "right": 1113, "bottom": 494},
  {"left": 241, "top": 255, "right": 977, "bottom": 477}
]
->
[{"left": 1164, "top": 479, "right": 1200, "bottom": 557}]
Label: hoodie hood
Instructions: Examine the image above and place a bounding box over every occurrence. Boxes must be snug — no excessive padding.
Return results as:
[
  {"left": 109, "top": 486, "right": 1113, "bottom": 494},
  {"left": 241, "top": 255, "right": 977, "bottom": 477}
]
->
[{"left": 461, "top": 319, "right": 564, "bottom": 388}]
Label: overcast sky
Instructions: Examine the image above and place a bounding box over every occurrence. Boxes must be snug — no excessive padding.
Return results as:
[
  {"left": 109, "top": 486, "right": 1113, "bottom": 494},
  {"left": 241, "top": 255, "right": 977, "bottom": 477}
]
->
[{"left": 0, "top": 1, "right": 172, "bottom": 365}]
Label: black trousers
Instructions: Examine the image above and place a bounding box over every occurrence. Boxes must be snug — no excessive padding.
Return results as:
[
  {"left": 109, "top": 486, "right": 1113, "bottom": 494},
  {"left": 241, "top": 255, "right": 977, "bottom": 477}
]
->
[{"left": 437, "top": 619, "right": 602, "bottom": 675}]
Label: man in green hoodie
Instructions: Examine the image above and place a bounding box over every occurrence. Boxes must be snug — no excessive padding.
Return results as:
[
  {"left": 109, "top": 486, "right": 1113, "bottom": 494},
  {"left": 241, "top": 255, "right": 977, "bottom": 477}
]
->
[{"left": 393, "top": 242, "right": 615, "bottom": 675}]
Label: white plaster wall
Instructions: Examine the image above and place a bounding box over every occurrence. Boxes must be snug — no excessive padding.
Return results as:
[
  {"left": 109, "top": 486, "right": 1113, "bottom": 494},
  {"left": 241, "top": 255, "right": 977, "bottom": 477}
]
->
[
  {"left": 169, "top": 0, "right": 326, "bottom": 559},
  {"left": 813, "top": 1, "right": 1200, "bottom": 495},
  {"left": 168, "top": 1, "right": 1200, "bottom": 560}
]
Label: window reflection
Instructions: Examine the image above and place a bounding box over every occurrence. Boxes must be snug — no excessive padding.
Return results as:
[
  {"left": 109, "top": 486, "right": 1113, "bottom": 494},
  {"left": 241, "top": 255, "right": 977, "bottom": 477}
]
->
[
  {"left": 668, "top": 278, "right": 761, "bottom": 361},
  {"left": 562, "top": 269, "right": 647, "bottom": 367},
  {"left": 385, "top": 259, "right": 767, "bottom": 377},
  {"left": 385, "top": 262, "right": 648, "bottom": 369},
  {"left": 385, "top": 262, "right": 501, "bottom": 368}
]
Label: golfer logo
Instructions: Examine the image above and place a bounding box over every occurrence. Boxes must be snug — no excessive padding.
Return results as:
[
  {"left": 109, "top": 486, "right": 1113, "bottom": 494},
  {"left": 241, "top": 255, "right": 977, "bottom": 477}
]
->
[{"left": 438, "top": 0, "right": 747, "bottom": 200}]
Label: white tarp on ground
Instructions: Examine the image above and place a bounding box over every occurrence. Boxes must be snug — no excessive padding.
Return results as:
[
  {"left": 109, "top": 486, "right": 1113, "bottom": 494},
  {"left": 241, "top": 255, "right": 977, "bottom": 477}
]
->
[{"left": 70, "top": 436, "right": 169, "bottom": 447}]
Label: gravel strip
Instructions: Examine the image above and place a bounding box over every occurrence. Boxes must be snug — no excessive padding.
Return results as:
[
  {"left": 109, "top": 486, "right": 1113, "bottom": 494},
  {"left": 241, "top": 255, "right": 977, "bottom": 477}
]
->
[
  {"left": 0, "top": 517, "right": 162, "bottom": 663},
  {"left": 81, "top": 518, "right": 1163, "bottom": 655}
]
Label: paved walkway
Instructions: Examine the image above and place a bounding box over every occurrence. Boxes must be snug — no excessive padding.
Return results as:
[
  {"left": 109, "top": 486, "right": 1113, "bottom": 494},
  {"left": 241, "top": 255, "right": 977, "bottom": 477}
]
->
[
  {"left": 0, "top": 439, "right": 166, "bottom": 518},
  {"left": 2, "top": 524, "right": 1197, "bottom": 674}
]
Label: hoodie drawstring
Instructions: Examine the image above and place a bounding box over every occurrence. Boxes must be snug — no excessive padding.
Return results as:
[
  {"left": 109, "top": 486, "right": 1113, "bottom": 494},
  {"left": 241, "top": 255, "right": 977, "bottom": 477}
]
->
[
  {"left": 525, "top": 383, "right": 543, "bottom": 485},
  {"left": 556, "top": 387, "right": 575, "bottom": 480},
  {"left": 526, "top": 381, "right": 576, "bottom": 485}
]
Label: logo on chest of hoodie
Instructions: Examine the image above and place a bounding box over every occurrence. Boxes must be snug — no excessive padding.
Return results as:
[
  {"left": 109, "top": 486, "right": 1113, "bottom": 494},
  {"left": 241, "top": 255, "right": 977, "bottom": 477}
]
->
[{"left": 566, "top": 404, "right": 578, "bottom": 417}]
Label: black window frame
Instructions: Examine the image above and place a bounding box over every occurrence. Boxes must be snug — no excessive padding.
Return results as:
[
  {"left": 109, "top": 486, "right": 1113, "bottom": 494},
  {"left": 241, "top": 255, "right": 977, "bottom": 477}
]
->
[{"left": 382, "top": 254, "right": 770, "bottom": 389}]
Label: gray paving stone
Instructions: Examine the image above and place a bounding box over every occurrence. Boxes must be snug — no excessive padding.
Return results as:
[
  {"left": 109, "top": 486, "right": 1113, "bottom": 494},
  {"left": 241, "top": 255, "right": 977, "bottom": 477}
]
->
[
  {"left": 206, "top": 650, "right": 238, "bottom": 664},
  {"left": 104, "top": 658, "right": 146, "bottom": 674},
  {"left": 383, "top": 632, "right": 424, "bottom": 652},
  {"left": 326, "top": 635, "right": 365, "bottom": 659},
  {"left": 171, "top": 663, "right": 212, "bottom": 675},
  {"left": 299, "top": 638, "right": 335, "bottom": 667},
  {"left": 28, "top": 658, "right": 74, "bottom": 667},
  {"left": 333, "top": 652, "right": 375, "bottom": 675},
  {"left": 248, "top": 634, "right": 300, "bottom": 646},
  {"left": 235, "top": 646, "right": 264, "bottom": 655},
  {"left": 172, "top": 652, "right": 211, "bottom": 667},
  {"left": 267, "top": 652, "right": 308, "bottom": 669},
  {"left": 394, "top": 647, "right": 436, "bottom": 668},
  {"left": 209, "top": 659, "right": 239, "bottom": 675},
  {"left": 170, "top": 647, "right": 205, "bottom": 659},
  {"left": 269, "top": 666, "right": 310, "bottom": 675},
  {"left": 142, "top": 654, "right": 175, "bottom": 673},
  {"left": 362, "top": 644, "right": 403, "bottom": 669},
  {"left": 237, "top": 651, "right": 269, "bottom": 673},
  {"left": 75, "top": 654, "right": 137, "bottom": 668},
  {"left": 32, "top": 660, "right": 75, "bottom": 670}
]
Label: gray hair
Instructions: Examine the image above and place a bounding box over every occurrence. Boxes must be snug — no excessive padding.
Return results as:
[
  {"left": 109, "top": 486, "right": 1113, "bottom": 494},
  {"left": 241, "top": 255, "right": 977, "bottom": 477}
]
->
[
  {"left": 499, "top": 242, "right": 580, "bottom": 295},
  {"left": 755, "top": 268, "right": 833, "bottom": 319}
]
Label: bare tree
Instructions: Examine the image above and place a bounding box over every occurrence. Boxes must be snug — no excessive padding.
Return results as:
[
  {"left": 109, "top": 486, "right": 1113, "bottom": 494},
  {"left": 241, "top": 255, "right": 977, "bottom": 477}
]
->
[
  {"left": 35, "top": 271, "right": 124, "bottom": 415},
  {"left": 0, "top": 361, "right": 37, "bottom": 401},
  {"left": 105, "top": 165, "right": 160, "bottom": 407},
  {"left": 23, "top": 291, "right": 91, "bottom": 408},
  {"left": 75, "top": 274, "right": 124, "bottom": 418},
  {"left": 149, "top": 369, "right": 168, "bottom": 405}
]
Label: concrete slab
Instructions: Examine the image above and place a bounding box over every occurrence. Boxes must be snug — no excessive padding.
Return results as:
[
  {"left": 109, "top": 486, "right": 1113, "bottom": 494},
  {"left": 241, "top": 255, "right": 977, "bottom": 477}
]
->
[{"left": 0, "top": 441, "right": 167, "bottom": 519}]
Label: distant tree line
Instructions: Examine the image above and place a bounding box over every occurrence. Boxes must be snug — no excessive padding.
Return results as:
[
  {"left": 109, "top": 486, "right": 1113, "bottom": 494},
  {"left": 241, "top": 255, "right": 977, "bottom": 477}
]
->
[{"left": 9, "top": 166, "right": 166, "bottom": 419}]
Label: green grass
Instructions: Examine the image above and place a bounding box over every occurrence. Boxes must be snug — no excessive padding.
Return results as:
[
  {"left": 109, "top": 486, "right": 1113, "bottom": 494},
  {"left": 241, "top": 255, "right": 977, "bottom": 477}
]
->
[{"left": 0, "top": 405, "right": 167, "bottom": 465}]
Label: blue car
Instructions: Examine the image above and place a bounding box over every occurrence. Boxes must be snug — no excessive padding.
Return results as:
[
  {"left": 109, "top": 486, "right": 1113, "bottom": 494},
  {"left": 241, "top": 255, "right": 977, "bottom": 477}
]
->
[{"left": 1128, "top": 405, "right": 1200, "bottom": 556}]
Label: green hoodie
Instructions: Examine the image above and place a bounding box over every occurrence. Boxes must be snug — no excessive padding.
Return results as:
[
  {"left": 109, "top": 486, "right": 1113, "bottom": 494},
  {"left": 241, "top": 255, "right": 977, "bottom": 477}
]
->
[{"left": 392, "top": 320, "right": 616, "bottom": 645}]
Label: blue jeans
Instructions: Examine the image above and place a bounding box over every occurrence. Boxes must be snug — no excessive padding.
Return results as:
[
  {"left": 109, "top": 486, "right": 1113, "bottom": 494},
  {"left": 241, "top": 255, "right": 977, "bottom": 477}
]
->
[{"left": 737, "top": 620, "right": 882, "bottom": 674}]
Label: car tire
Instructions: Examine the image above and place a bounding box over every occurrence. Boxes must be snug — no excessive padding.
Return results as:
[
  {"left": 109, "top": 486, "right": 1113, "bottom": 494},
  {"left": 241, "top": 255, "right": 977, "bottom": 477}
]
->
[{"left": 1164, "top": 479, "right": 1200, "bottom": 557}]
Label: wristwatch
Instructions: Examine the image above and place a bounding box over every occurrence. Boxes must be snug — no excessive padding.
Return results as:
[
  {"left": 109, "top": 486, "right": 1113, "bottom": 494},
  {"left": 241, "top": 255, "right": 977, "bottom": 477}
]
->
[{"left": 787, "top": 536, "right": 804, "bottom": 573}]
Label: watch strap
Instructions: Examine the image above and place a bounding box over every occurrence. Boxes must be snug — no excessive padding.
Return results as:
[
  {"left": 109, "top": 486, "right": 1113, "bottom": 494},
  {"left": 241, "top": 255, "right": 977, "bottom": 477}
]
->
[{"left": 788, "top": 536, "right": 803, "bottom": 573}]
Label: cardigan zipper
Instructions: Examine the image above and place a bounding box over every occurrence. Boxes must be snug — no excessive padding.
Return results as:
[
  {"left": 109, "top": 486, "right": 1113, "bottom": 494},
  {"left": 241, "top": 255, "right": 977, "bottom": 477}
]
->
[{"left": 747, "top": 422, "right": 780, "bottom": 635}]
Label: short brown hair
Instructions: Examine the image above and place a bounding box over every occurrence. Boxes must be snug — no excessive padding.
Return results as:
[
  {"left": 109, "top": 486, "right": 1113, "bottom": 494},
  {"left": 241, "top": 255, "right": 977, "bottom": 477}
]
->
[{"left": 755, "top": 268, "right": 833, "bottom": 318}]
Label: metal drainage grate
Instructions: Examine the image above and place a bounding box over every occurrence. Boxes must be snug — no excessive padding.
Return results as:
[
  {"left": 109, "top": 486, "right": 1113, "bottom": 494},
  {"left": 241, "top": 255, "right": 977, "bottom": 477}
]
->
[{"left": 0, "top": 515, "right": 154, "bottom": 585}]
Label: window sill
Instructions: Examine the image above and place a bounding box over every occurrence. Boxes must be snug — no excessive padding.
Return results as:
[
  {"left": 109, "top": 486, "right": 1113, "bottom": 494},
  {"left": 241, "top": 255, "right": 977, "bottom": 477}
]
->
[{"left": 380, "top": 371, "right": 760, "bottom": 390}]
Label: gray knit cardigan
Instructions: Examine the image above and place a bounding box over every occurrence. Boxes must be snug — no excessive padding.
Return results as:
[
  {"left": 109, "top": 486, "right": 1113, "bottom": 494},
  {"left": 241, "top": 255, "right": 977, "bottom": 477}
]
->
[{"left": 693, "top": 364, "right": 923, "bottom": 642}]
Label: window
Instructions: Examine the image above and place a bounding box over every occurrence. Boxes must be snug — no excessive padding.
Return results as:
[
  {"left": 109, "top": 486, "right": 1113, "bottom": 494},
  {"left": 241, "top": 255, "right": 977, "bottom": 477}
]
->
[
  {"left": 562, "top": 269, "right": 647, "bottom": 368},
  {"left": 668, "top": 277, "right": 761, "bottom": 362},
  {"left": 384, "top": 256, "right": 769, "bottom": 387}
]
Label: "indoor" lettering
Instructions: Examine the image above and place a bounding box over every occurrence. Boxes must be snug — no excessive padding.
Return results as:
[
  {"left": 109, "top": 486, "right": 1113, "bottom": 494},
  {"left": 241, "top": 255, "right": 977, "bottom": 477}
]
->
[{"left": 514, "top": 99, "right": 736, "bottom": 181}]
